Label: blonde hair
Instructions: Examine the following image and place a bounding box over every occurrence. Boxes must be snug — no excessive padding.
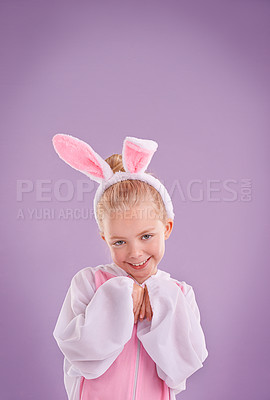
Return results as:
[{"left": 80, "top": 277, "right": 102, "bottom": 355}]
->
[{"left": 96, "top": 154, "right": 169, "bottom": 232}]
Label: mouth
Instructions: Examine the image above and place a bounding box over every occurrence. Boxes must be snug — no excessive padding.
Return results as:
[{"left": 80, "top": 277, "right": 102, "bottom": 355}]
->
[{"left": 127, "top": 256, "right": 151, "bottom": 270}]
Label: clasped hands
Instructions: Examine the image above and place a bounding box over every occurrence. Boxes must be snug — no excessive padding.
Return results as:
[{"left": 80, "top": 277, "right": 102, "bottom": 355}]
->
[{"left": 132, "top": 283, "right": 153, "bottom": 324}]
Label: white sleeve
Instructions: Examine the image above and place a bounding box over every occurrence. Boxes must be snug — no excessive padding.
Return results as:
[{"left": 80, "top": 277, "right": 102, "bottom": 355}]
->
[
  {"left": 53, "top": 268, "right": 135, "bottom": 379},
  {"left": 136, "top": 275, "right": 208, "bottom": 394}
]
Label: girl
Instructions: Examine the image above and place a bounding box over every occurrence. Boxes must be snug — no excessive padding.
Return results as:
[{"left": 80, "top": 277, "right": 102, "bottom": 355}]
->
[{"left": 52, "top": 134, "right": 208, "bottom": 400}]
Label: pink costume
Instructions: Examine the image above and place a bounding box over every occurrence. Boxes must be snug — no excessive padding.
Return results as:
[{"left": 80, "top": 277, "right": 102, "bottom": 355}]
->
[
  {"left": 52, "top": 134, "right": 208, "bottom": 399},
  {"left": 53, "top": 263, "right": 208, "bottom": 400}
]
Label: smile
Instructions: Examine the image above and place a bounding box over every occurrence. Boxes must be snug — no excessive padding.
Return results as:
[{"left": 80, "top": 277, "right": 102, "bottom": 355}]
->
[{"left": 128, "top": 256, "right": 151, "bottom": 269}]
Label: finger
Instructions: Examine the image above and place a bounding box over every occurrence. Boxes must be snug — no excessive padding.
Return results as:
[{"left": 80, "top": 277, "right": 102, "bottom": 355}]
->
[
  {"left": 134, "top": 287, "right": 144, "bottom": 323},
  {"left": 132, "top": 284, "right": 143, "bottom": 312},
  {"left": 134, "top": 304, "right": 141, "bottom": 324},
  {"left": 133, "top": 293, "right": 141, "bottom": 313},
  {"left": 140, "top": 286, "right": 145, "bottom": 308},
  {"left": 134, "top": 300, "right": 140, "bottom": 323},
  {"left": 132, "top": 284, "right": 137, "bottom": 312},
  {"left": 139, "top": 294, "right": 146, "bottom": 321},
  {"left": 133, "top": 292, "right": 139, "bottom": 313},
  {"left": 137, "top": 287, "right": 145, "bottom": 321}
]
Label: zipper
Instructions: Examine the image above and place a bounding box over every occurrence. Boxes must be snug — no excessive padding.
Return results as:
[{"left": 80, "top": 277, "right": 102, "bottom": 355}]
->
[
  {"left": 129, "top": 275, "right": 144, "bottom": 400},
  {"left": 132, "top": 336, "right": 141, "bottom": 400}
]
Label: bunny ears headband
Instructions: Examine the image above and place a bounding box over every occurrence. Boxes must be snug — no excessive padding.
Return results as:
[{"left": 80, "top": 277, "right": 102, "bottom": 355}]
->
[{"left": 52, "top": 134, "right": 174, "bottom": 229}]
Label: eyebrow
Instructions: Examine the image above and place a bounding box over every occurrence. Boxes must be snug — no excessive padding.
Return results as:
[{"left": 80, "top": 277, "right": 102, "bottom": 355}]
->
[{"left": 109, "top": 228, "right": 156, "bottom": 240}]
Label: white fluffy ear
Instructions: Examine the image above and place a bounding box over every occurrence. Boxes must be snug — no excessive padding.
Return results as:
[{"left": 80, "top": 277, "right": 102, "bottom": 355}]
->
[
  {"left": 122, "top": 136, "right": 158, "bottom": 173},
  {"left": 52, "top": 134, "right": 113, "bottom": 183}
]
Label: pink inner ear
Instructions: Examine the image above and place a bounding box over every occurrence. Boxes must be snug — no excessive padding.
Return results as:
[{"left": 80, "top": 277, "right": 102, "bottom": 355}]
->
[
  {"left": 124, "top": 142, "right": 154, "bottom": 173},
  {"left": 54, "top": 136, "right": 105, "bottom": 179}
]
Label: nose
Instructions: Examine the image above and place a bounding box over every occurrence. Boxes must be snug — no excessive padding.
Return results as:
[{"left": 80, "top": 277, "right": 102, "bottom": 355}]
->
[{"left": 128, "top": 242, "right": 143, "bottom": 260}]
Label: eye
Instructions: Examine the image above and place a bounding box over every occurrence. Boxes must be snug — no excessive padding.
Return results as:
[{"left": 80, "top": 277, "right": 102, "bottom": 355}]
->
[
  {"left": 142, "top": 234, "right": 152, "bottom": 240},
  {"left": 113, "top": 240, "right": 125, "bottom": 247}
]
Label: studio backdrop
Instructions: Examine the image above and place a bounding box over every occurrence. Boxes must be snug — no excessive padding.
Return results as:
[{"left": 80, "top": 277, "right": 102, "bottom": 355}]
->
[{"left": 1, "top": 1, "right": 269, "bottom": 399}]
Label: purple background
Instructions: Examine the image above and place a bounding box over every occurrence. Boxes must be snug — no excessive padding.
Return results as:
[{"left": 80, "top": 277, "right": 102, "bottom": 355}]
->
[{"left": 1, "top": 1, "right": 269, "bottom": 399}]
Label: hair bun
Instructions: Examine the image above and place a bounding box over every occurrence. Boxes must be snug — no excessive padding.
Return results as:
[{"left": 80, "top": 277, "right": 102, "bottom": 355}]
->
[{"left": 105, "top": 154, "right": 125, "bottom": 173}]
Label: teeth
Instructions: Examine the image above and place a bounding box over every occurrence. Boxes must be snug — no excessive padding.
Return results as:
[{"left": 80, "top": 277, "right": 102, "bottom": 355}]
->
[{"left": 130, "top": 257, "right": 149, "bottom": 266}]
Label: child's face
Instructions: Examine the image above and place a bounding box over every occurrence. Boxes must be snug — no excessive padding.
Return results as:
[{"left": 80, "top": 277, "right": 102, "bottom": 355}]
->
[{"left": 100, "top": 201, "right": 173, "bottom": 284}]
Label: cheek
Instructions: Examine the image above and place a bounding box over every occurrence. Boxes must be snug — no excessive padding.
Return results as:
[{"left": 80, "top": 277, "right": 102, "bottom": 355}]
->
[
  {"left": 150, "top": 238, "right": 164, "bottom": 256},
  {"left": 110, "top": 248, "right": 117, "bottom": 258},
  {"left": 110, "top": 247, "right": 125, "bottom": 260}
]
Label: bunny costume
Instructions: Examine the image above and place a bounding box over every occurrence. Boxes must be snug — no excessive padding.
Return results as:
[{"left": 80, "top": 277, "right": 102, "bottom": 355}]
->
[
  {"left": 52, "top": 134, "right": 208, "bottom": 399},
  {"left": 52, "top": 135, "right": 174, "bottom": 230}
]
